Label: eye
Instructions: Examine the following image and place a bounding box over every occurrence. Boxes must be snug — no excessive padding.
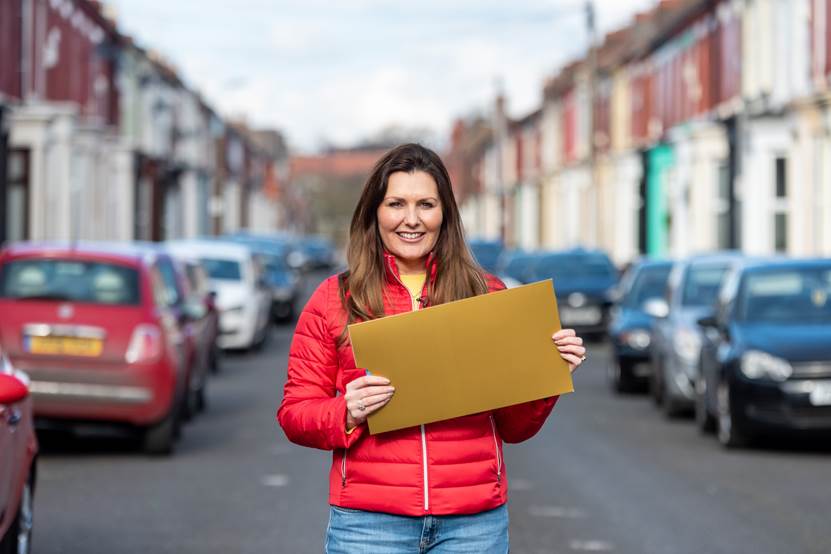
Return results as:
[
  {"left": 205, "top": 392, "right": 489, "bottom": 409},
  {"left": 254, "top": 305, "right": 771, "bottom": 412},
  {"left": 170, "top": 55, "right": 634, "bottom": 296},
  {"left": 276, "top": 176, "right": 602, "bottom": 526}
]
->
[
  {"left": 387, "top": 200, "right": 403, "bottom": 208},
  {"left": 420, "top": 201, "right": 436, "bottom": 208}
]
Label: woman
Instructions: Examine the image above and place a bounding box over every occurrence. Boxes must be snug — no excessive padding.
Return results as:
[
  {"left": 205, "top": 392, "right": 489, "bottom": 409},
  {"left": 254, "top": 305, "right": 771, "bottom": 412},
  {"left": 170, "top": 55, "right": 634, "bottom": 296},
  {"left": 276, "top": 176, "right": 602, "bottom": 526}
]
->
[{"left": 278, "top": 143, "right": 586, "bottom": 553}]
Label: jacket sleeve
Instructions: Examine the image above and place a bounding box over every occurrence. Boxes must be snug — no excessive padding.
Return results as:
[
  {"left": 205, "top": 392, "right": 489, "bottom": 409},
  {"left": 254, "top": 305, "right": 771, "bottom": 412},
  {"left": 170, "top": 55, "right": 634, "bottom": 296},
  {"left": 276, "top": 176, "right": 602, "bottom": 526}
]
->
[
  {"left": 493, "top": 396, "right": 558, "bottom": 443},
  {"left": 277, "top": 279, "right": 366, "bottom": 450}
]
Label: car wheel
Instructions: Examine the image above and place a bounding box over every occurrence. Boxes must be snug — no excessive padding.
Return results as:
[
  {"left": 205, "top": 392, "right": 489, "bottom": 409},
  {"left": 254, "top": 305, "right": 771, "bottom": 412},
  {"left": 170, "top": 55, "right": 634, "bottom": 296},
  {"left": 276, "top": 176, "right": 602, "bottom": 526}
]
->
[
  {"left": 716, "top": 380, "right": 748, "bottom": 448},
  {"left": 662, "top": 374, "right": 684, "bottom": 419},
  {"left": 695, "top": 376, "right": 716, "bottom": 434},
  {"left": 209, "top": 343, "right": 221, "bottom": 374},
  {"left": 1, "top": 472, "right": 34, "bottom": 554},
  {"left": 142, "top": 405, "right": 180, "bottom": 456},
  {"left": 609, "top": 358, "right": 635, "bottom": 394},
  {"left": 650, "top": 357, "right": 664, "bottom": 406}
]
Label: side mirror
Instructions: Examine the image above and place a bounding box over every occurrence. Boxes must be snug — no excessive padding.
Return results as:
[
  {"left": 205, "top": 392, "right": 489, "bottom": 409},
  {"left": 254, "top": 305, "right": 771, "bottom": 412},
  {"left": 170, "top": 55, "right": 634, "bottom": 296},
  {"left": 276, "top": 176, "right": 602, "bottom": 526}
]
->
[
  {"left": 643, "top": 298, "right": 670, "bottom": 319},
  {"left": 0, "top": 373, "right": 29, "bottom": 405}
]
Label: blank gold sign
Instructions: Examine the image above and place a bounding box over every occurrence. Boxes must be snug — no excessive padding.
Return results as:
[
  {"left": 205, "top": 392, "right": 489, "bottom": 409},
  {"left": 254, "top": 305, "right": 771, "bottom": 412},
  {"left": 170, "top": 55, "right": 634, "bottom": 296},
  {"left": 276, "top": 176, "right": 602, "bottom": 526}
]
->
[{"left": 348, "top": 280, "right": 574, "bottom": 435}]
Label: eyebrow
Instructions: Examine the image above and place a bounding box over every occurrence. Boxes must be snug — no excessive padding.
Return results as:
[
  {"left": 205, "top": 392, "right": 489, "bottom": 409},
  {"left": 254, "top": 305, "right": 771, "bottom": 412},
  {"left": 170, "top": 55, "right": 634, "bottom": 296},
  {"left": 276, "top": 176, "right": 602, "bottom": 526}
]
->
[{"left": 384, "top": 196, "right": 439, "bottom": 202}]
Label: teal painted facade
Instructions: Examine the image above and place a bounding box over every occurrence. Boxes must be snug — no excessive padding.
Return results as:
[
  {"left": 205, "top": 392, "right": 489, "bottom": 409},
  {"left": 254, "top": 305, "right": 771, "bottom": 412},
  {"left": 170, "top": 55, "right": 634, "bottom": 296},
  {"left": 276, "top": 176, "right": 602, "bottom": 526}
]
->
[{"left": 646, "top": 144, "right": 674, "bottom": 256}]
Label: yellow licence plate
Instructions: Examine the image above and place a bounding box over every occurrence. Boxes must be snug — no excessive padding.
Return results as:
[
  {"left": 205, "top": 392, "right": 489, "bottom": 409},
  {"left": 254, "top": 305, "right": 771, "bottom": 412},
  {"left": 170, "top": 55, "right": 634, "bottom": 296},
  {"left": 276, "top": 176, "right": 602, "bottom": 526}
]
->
[{"left": 27, "top": 336, "right": 103, "bottom": 357}]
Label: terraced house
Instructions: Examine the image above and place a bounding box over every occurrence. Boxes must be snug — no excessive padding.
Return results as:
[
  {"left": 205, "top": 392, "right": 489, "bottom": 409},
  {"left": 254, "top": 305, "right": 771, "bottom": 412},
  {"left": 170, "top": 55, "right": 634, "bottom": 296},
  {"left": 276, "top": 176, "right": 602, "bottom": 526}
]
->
[{"left": 452, "top": 0, "right": 831, "bottom": 263}]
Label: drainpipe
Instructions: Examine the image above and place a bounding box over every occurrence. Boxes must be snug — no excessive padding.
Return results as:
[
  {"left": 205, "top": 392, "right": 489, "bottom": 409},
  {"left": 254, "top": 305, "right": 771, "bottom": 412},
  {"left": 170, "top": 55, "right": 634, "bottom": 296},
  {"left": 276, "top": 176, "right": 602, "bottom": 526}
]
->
[
  {"left": 725, "top": 115, "right": 740, "bottom": 249},
  {"left": 0, "top": 105, "right": 8, "bottom": 246}
]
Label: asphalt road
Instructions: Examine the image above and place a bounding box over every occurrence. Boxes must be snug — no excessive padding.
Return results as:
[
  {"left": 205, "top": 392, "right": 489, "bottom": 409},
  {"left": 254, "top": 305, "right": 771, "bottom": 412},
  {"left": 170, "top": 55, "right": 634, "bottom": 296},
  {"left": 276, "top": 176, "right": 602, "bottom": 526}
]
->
[{"left": 32, "top": 273, "right": 831, "bottom": 554}]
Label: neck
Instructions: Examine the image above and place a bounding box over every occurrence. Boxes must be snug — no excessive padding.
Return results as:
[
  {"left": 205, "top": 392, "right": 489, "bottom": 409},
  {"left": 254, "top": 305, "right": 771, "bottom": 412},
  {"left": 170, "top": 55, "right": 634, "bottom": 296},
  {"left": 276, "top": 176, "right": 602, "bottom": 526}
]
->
[{"left": 395, "top": 257, "right": 427, "bottom": 275}]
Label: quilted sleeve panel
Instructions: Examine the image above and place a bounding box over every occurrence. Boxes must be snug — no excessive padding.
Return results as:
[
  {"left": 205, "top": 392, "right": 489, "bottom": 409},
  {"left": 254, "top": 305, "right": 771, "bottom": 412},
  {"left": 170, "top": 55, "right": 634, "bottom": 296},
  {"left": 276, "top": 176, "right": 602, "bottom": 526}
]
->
[
  {"left": 493, "top": 396, "right": 558, "bottom": 443},
  {"left": 277, "top": 277, "right": 366, "bottom": 450}
]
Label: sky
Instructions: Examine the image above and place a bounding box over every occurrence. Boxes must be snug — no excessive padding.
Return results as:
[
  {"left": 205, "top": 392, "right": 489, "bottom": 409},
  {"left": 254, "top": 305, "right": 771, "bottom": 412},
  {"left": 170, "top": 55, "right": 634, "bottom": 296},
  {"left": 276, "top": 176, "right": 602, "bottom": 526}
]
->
[{"left": 107, "top": 0, "right": 657, "bottom": 153}]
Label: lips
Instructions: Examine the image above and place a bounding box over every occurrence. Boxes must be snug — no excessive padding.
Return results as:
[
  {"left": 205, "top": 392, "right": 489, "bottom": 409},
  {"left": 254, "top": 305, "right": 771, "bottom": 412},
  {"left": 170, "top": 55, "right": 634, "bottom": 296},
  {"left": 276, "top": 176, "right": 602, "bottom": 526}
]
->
[{"left": 396, "top": 232, "right": 425, "bottom": 242}]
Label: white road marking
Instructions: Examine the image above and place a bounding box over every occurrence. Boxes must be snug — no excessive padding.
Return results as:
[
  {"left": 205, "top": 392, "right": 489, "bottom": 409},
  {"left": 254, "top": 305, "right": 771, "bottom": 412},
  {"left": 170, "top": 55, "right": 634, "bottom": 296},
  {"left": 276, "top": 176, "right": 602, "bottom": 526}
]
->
[
  {"left": 569, "top": 539, "right": 614, "bottom": 551},
  {"left": 262, "top": 474, "right": 290, "bottom": 487}
]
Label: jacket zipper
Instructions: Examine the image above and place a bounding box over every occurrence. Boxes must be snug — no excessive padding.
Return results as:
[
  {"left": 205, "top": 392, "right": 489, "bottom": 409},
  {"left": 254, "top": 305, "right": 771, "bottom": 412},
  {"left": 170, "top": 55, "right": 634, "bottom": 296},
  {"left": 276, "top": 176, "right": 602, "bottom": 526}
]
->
[
  {"left": 390, "top": 258, "right": 430, "bottom": 511},
  {"left": 489, "top": 415, "right": 502, "bottom": 483},
  {"left": 341, "top": 450, "right": 347, "bottom": 487}
]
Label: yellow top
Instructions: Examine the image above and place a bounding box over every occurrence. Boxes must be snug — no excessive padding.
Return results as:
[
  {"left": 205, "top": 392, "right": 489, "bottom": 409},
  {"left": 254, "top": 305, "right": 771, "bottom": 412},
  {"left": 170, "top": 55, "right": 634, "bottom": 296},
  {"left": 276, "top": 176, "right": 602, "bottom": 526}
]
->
[{"left": 400, "top": 273, "right": 426, "bottom": 300}]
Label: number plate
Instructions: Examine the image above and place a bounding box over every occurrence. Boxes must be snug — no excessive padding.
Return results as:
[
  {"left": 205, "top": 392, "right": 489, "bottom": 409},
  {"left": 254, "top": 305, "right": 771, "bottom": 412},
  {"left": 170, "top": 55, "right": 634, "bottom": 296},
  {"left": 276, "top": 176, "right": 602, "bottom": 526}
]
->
[
  {"left": 560, "top": 307, "right": 602, "bottom": 326},
  {"left": 26, "top": 336, "right": 103, "bottom": 357}
]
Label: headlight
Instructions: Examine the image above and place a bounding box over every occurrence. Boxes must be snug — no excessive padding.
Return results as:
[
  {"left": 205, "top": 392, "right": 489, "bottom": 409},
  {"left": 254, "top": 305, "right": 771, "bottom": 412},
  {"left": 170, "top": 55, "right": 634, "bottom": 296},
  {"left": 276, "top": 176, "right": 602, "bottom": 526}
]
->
[
  {"left": 673, "top": 327, "right": 702, "bottom": 364},
  {"left": 622, "top": 329, "right": 651, "bottom": 350},
  {"left": 740, "top": 350, "right": 792, "bottom": 382}
]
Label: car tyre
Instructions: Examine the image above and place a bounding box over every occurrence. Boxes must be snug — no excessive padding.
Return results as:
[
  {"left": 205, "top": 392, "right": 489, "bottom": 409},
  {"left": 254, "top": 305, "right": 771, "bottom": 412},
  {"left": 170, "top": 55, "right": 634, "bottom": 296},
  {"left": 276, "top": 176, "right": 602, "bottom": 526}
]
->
[
  {"left": 142, "top": 405, "right": 180, "bottom": 456},
  {"left": 695, "top": 376, "right": 716, "bottom": 434},
  {"left": 650, "top": 357, "right": 664, "bottom": 406},
  {"left": 716, "top": 380, "right": 749, "bottom": 448},
  {"left": 1, "top": 471, "right": 34, "bottom": 554},
  {"left": 662, "top": 376, "right": 685, "bottom": 419},
  {"left": 609, "top": 358, "right": 635, "bottom": 394}
]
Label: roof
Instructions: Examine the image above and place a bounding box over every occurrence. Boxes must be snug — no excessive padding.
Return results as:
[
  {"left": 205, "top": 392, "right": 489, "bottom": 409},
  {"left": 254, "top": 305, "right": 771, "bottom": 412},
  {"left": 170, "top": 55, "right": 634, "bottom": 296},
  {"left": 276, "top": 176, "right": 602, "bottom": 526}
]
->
[
  {"left": 165, "top": 239, "right": 253, "bottom": 261},
  {"left": 0, "top": 241, "right": 149, "bottom": 266},
  {"left": 290, "top": 149, "right": 388, "bottom": 179}
]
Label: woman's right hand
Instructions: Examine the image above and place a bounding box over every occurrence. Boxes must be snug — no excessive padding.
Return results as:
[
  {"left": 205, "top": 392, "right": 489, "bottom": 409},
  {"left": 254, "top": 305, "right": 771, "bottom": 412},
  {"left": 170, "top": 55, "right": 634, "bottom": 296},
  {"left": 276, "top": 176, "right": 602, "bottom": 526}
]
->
[{"left": 345, "top": 375, "right": 395, "bottom": 430}]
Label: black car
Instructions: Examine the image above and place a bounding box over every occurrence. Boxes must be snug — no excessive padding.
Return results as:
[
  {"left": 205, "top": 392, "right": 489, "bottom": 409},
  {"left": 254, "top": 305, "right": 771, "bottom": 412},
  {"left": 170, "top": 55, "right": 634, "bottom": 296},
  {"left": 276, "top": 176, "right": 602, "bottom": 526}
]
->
[
  {"left": 607, "top": 259, "right": 673, "bottom": 392},
  {"left": 531, "top": 248, "right": 618, "bottom": 337},
  {"left": 697, "top": 258, "right": 831, "bottom": 447}
]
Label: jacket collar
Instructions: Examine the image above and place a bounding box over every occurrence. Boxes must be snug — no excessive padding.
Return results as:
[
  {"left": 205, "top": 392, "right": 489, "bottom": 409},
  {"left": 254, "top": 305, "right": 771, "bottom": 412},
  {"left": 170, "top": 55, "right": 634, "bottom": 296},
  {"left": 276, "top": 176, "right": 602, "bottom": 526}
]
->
[{"left": 382, "top": 250, "right": 437, "bottom": 287}]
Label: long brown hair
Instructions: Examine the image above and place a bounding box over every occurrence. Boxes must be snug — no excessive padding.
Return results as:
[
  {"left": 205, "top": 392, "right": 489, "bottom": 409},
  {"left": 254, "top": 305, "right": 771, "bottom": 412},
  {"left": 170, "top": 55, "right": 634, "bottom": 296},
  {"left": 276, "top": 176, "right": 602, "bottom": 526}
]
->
[{"left": 338, "top": 143, "right": 487, "bottom": 338}]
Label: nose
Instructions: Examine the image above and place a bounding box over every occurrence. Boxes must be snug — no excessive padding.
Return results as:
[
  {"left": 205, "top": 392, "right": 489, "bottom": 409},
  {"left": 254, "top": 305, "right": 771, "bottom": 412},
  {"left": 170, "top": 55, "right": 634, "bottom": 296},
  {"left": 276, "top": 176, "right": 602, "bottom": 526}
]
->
[{"left": 404, "top": 205, "right": 419, "bottom": 227}]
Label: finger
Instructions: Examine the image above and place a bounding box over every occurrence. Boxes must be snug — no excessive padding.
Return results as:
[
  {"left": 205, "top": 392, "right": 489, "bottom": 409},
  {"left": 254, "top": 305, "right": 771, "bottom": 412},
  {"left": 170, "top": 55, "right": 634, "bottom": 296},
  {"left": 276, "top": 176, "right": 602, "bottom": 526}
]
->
[
  {"left": 553, "top": 336, "right": 583, "bottom": 346},
  {"left": 354, "top": 385, "right": 395, "bottom": 399},
  {"left": 552, "top": 328, "right": 576, "bottom": 341},
  {"left": 362, "top": 391, "right": 394, "bottom": 408},
  {"left": 362, "top": 393, "right": 394, "bottom": 415},
  {"left": 557, "top": 344, "right": 586, "bottom": 356},
  {"left": 560, "top": 353, "right": 583, "bottom": 370},
  {"left": 346, "top": 375, "right": 391, "bottom": 391}
]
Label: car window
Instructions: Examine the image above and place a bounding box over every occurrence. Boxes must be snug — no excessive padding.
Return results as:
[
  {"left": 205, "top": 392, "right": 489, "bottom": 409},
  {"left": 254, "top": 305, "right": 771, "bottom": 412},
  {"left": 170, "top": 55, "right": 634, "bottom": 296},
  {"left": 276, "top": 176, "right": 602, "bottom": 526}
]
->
[
  {"left": 623, "top": 265, "right": 672, "bottom": 308},
  {"left": 156, "top": 258, "right": 183, "bottom": 306},
  {"left": 681, "top": 264, "right": 729, "bottom": 307},
  {"left": 537, "top": 255, "right": 617, "bottom": 281},
  {"left": 0, "top": 259, "right": 140, "bottom": 305},
  {"left": 739, "top": 268, "right": 831, "bottom": 324},
  {"left": 200, "top": 258, "right": 242, "bottom": 281}
]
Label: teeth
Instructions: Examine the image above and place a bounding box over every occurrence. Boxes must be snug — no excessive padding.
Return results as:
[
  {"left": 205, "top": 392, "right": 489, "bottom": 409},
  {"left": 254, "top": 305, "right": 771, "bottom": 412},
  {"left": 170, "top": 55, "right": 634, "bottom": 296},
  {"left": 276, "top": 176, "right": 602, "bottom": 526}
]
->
[{"left": 399, "top": 232, "right": 423, "bottom": 239}]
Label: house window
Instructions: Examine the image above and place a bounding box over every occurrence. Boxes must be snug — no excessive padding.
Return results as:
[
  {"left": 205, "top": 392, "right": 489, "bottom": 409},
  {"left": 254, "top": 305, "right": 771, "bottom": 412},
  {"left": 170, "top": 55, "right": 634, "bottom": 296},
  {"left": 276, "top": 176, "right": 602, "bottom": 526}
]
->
[{"left": 773, "top": 156, "right": 788, "bottom": 252}]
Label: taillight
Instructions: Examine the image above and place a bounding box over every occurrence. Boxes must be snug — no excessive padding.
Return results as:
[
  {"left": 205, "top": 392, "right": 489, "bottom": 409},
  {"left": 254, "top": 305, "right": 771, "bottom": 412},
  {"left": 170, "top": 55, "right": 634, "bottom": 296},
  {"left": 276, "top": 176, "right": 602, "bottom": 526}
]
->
[{"left": 125, "top": 324, "right": 163, "bottom": 364}]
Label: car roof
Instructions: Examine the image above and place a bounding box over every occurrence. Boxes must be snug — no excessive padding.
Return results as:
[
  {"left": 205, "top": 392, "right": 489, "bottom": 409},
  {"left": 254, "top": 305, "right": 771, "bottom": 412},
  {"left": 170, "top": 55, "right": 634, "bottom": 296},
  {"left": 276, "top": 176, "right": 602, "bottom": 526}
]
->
[
  {"left": 739, "top": 257, "right": 831, "bottom": 272},
  {"left": 165, "top": 239, "right": 252, "bottom": 260},
  {"left": 1, "top": 241, "right": 151, "bottom": 266}
]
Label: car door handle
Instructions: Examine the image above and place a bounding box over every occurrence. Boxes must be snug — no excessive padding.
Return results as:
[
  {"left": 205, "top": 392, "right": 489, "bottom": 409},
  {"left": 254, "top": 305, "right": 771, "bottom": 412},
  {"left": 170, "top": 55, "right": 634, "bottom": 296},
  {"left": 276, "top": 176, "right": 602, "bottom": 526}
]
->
[{"left": 6, "top": 408, "right": 22, "bottom": 427}]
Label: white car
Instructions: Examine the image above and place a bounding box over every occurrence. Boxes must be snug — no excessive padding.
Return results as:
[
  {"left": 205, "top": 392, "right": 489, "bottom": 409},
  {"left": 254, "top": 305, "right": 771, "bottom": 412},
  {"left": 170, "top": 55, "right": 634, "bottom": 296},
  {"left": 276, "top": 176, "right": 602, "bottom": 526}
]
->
[{"left": 166, "top": 240, "right": 271, "bottom": 351}]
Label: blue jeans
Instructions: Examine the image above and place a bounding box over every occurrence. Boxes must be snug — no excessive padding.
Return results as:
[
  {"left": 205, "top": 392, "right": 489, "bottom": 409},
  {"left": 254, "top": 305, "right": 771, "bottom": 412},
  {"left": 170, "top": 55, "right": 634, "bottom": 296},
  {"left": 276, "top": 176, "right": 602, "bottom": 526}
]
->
[{"left": 324, "top": 504, "right": 509, "bottom": 554}]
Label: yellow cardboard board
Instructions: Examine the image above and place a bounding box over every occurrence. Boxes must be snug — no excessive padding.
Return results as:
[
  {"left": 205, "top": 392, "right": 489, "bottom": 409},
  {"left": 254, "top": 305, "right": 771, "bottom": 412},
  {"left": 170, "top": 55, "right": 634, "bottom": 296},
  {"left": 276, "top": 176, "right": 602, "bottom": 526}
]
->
[{"left": 348, "top": 280, "right": 574, "bottom": 434}]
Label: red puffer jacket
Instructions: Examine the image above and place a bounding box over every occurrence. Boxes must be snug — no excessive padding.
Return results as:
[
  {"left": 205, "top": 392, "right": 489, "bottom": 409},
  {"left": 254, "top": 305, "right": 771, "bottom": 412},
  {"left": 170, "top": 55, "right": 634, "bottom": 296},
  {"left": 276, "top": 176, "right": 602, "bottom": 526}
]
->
[{"left": 277, "top": 252, "right": 558, "bottom": 516}]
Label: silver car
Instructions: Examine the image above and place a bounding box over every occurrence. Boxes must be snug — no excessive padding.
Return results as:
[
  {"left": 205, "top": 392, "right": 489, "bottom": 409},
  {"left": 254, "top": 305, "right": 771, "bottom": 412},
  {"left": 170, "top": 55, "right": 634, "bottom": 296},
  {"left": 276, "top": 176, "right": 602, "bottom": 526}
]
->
[{"left": 648, "top": 252, "right": 743, "bottom": 417}]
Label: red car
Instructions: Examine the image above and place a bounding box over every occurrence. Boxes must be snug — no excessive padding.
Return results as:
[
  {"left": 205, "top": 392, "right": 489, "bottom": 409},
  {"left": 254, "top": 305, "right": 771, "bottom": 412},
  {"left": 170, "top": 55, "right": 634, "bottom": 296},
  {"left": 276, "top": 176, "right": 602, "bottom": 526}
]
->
[
  {"left": 0, "top": 242, "right": 189, "bottom": 454},
  {"left": 0, "top": 352, "right": 37, "bottom": 554}
]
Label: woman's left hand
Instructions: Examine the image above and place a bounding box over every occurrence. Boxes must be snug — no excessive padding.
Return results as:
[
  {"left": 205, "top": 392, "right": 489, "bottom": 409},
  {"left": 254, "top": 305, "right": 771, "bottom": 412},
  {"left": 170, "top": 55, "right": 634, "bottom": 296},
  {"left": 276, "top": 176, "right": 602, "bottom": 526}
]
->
[{"left": 552, "top": 329, "right": 586, "bottom": 374}]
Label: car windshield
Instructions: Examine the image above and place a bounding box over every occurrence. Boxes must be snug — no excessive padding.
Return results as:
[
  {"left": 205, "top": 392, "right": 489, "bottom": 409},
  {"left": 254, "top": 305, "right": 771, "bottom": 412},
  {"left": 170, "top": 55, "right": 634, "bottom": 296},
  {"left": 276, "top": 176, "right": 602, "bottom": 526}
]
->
[
  {"left": 536, "top": 255, "right": 617, "bottom": 281},
  {"left": 469, "top": 242, "right": 503, "bottom": 271},
  {"left": 739, "top": 267, "right": 831, "bottom": 324},
  {"left": 681, "top": 264, "right": 729, "bottom": 307},
  {"left": 624, "top": 265, "right": 672, "bottom": 308},
  {"left": 0, "top": 259, "right": 140, "bottom": 305},
  {"left": 201, "top": 258, "right": 242, "bottom": 281}
]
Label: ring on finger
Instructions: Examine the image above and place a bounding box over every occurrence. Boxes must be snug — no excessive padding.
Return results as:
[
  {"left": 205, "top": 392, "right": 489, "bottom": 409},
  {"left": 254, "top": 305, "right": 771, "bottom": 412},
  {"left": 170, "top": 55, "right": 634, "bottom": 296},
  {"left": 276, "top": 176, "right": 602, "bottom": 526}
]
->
[{"left": 358, "top": 400, "right": 366, "bottom": 411}]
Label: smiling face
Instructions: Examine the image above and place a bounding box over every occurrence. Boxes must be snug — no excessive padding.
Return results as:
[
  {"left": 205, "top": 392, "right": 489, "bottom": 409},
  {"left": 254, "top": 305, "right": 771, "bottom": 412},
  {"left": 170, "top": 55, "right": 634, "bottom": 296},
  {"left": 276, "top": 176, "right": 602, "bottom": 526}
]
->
[{"left": 377, "top": 170, "right": 443, "bottom": 274}]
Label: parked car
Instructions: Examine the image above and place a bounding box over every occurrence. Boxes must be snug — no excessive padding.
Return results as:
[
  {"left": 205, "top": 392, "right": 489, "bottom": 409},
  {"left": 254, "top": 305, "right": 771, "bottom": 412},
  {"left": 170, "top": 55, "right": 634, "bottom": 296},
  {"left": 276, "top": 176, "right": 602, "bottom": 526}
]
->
[
  {"left": 0, "top": 242, "right": 189, "bottom": 454},
  {"left": 297, "top": 236, "right": 336, "bottom": 270},
  {"left": 0, "top": 352, "right": 37, "bottom": 554},
  {"left": 166, "top": 240, "right": 271, "bottom": 351},
  {"left": 498, "top": 250, "right": 540, "bottom": 284},
  {"left": 468, "top": 239, "right": 504, "bottom": 273},
  {"left": 172, "top": 256, "right": 220, "bottom": 413},
  {"left": 530, "top": 248, "right": 619, "bottom": 337},
  {"left": 696, "top": 258, "right": 831, "bottom": 447},
  {"left": 220, "top": 235, "right": 301, "bottom": 323},
  {"left": 648, "top": 252, "right": 743, "bottom": 417},
  {"left": 607, "top": 259, "right": 674, "bottom": 393}
]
